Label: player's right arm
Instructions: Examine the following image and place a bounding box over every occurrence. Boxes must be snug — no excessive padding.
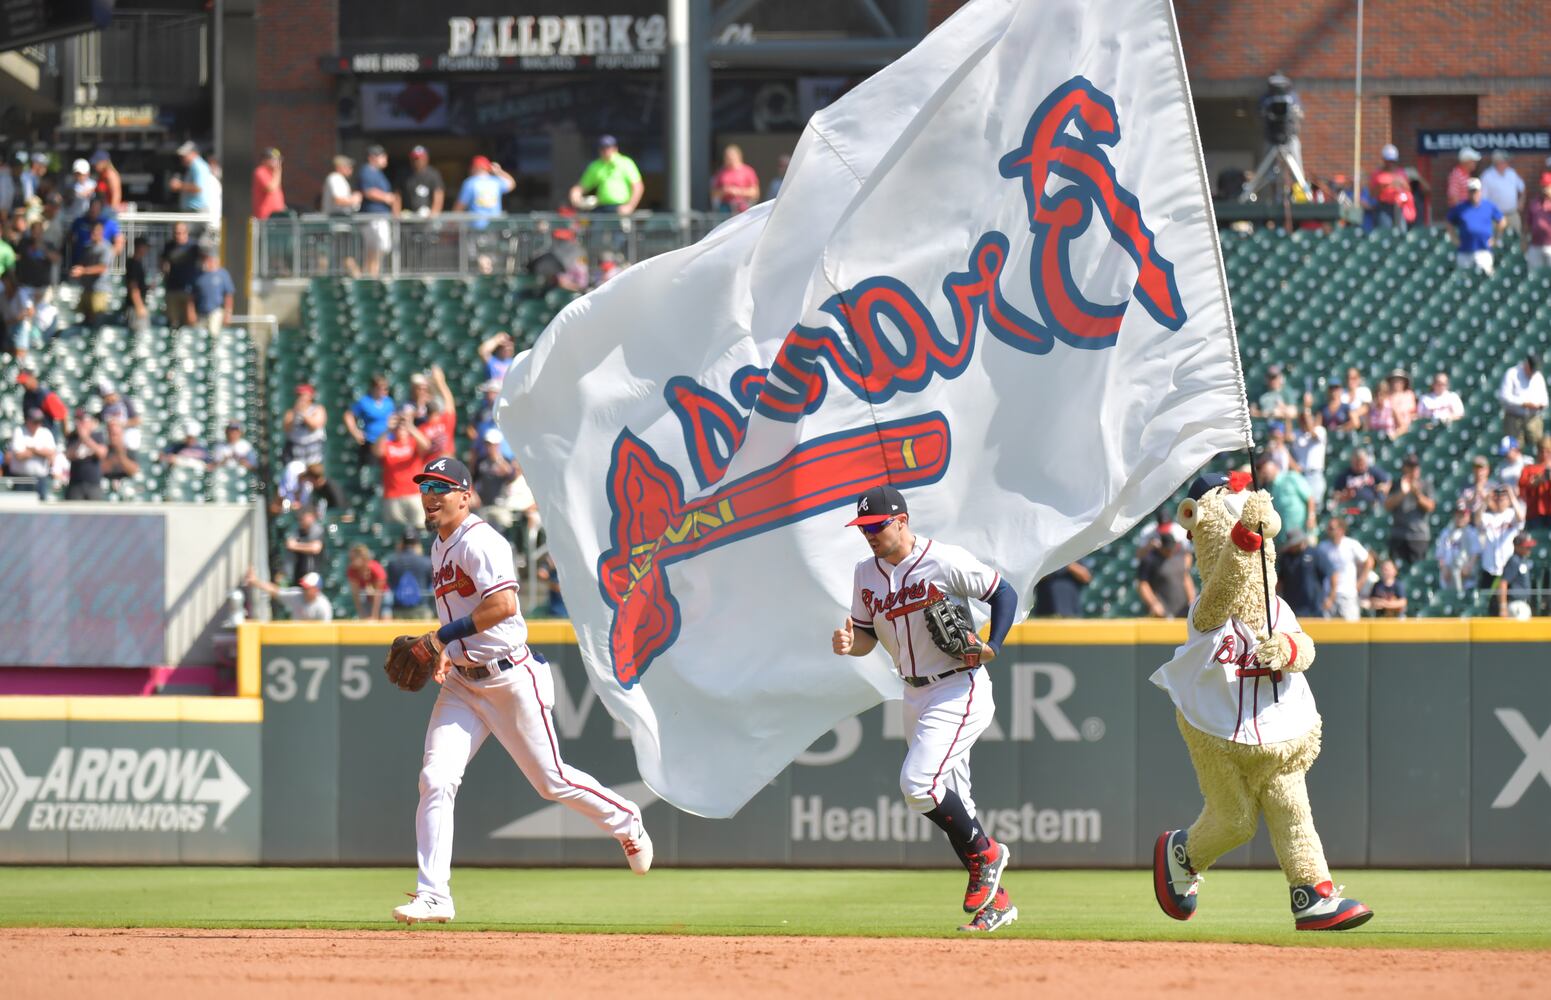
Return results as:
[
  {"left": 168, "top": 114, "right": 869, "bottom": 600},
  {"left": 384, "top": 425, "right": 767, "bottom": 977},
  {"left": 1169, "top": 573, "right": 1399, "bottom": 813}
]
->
[{"left": 833, "top": 616, "right": 877, "bottom": 657}]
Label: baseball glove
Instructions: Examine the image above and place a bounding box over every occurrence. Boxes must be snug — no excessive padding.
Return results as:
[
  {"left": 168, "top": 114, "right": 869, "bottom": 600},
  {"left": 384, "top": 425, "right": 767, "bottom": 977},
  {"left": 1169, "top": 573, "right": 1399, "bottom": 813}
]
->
[
  {"left": 384, "top": 633, "right": 442, "bottom": 692},
  {"left": 922, "top": 595, "right": 984, "bottom": 666}
]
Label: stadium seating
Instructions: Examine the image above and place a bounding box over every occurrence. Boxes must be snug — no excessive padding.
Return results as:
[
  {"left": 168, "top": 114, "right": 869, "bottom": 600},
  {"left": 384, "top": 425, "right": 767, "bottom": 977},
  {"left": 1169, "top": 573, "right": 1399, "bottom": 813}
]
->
[
  {"left": 1, "top": 297, "right": 258, "bottom": 506},
  {"left": 8, "top": 226, "right": 1548, "bottom": 620},
  {"left": 266, "top": 275, "right": 579, "bottom": 614}
]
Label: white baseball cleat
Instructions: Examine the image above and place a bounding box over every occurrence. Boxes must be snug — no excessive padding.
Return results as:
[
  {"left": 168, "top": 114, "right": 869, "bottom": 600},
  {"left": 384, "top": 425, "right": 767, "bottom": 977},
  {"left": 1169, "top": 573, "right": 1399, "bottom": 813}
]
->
[
  {"left": 622, "top": 819, "right": 654, "bottom": 875},
  {"left": 393, "top": 892, "right": 455, "bottom": 925}
]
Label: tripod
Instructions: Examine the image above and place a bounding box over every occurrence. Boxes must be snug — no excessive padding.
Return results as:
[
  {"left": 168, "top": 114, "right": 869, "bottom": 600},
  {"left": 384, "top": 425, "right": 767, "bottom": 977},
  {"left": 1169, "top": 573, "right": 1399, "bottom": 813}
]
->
[{"left": 1241, "top": 139, "right": 1312, "bottom": 203}]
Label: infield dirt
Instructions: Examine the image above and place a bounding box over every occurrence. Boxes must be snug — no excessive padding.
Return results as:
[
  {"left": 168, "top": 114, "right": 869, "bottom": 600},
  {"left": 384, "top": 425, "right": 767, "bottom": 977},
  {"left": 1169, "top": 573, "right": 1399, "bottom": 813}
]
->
[{"left": 10, "top": 928, "right": 1549, "bottom": 999}]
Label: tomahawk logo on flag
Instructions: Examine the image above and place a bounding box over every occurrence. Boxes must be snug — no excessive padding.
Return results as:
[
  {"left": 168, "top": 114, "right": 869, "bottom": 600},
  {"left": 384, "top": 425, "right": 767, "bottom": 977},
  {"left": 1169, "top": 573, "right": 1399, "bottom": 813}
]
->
[{"left": 502, "top": 0, "right": 1251, "bottom": 817}]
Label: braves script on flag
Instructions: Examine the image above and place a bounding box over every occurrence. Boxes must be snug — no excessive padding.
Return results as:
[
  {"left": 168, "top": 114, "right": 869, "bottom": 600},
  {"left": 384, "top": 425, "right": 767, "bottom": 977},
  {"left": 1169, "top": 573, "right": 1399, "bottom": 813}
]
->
[{"left": 502, "top": 0, "right": 1251, "bottom": 817}]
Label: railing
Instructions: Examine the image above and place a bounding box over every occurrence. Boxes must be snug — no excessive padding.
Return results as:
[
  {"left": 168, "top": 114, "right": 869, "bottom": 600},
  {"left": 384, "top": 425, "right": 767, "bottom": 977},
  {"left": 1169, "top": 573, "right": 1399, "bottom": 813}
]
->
[
  {"left": 94, "top": 209, "right": 222, "bottom": 278},
  {"left": 251, "top": 211, "right": 732, "bottom": 281}
]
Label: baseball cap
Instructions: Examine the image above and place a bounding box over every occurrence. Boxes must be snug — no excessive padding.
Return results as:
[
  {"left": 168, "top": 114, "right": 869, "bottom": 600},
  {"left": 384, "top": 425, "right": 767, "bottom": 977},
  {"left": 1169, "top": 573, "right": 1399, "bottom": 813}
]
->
[
  {"left": 1187, "top": 469, "right": 1253, "bottom": 501},
  {"left": 299, "top": 572, "right": 322, "bottom": 590},
  {"left": 184, "top": 419, "right": 202, "bottom": 438},
  {"left": 24, "top": 407, "right": 43, "bottom": 421},
  {"left": 470, "top": 155, "right": 492, "bottom": 171},
  {"left": 225, "top": 420, "right": 242, "bottom": 431},
  {"left": 1458, "top": 146, "right": 1481, "bottom": 163},
  {"left": 1402, "top": 452, "right": 1420, "bottom": 468},
  {"left": 410, "top": 145, "right": 428, "bottom": 158},
  {"left": 30, "top": 152, "right": 48, "bottom": 165},
  {"left": 597, "top": 134, "right": 618, "bottom": 149},
  {"left": 1472, "top": 455, "right": 1490, "bottom": 468},
  {"left": 264, "top": 147, "right": 282, "bottom": 161},
  {"left": 366, "top": 144, "right": 386, "bottom": 158},
  {"left": 846, "top": 485, "right": 907, "bottom": 526},
  {"left": 1500, "top": 435, "right": 1520, "bottom": 456},
  {"left": 177, "top": 141, "right": 199, "bottom": 157},
  {"left": 1466, "top": 177, "right": 1483, "bottom": 191},
  {"left": 90, "top": 150, "right": 110, "bottom": 164},
  {"left": 409, "top": 372, "right": 429, "bottom": 386},
  {"left": 1516, "top": 533, "right": 1538, "bottom": 548},
  {"left": 1266, "top": 362, "right": 1284, "bottom": 377},
  {"left": 97, "top": 379, "right": 117, "bottom": 395},
  {"left": 482, "top": 427, "right": 504, "bottom": 444},
  {"left": 1541, "top": 171, "right": 1551, "bottom": 188},
  {"left": 413, "top": 456, "right": 472, "bottom": 491},
  {"left": 295, "top": 381, "right": 315, "bottom": 395},
  {"left": 1492, "top": 150, "right": 1509, "bottom": 163},
  {"left": 71, "top": 158, "right": 90, "bottom": 174},
  {"left": 1380, "top": 143, "right": 1399, "bottom": 162},
  {"left": 400, "top": 527, "right": 421, "bottom": 544},
  {"left": 11, "top": 150, "right": 27, "bottom": 164}
]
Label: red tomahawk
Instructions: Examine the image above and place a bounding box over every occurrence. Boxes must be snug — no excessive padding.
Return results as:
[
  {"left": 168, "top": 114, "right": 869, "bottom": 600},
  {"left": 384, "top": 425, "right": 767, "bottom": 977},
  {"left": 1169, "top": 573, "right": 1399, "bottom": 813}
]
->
[{"left": 598, "top": 413, "right": 951, "bottom": 687}]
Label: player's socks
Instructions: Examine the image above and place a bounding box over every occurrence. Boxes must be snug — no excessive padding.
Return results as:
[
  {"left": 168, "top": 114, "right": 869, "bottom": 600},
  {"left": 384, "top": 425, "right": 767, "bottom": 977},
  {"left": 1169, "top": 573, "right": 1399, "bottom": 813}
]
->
[{"left": 925, "top": 790, "right": 991, "bottom": 867}]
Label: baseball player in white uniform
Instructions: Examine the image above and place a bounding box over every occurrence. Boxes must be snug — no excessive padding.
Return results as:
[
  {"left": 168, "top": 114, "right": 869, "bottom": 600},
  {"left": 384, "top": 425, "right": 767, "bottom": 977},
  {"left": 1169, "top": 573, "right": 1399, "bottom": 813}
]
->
[
  {"left": 831, "top": 485, "right": 1021, "bottom": 933},
  {"left": 393, "top": 457, "right": 652, "bottom": 925}
]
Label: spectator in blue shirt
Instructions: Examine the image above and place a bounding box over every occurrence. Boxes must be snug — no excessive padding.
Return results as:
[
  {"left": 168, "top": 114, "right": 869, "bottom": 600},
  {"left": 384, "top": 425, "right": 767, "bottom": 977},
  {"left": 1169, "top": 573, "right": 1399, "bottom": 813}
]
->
[
  {"left": 345, "top": 374, "right": 396, "bottom": 467},
  {"left": 454, "top": 155, "right": 515, "bottom": 230},
  {"left": 358, "top": 145, "right": 397, "bottom": 276},
  {"left": 170, "top": 141, "right": 217, "bottom": 216},
  {"left": 70, "top": 198, "right": 121, "bottom": 264},
  {"left": 1446, "top": 177, "right": 1505, "bottom": 275},
  {"left": 191, "top": 251, "right": 235, "bottom": 338}
]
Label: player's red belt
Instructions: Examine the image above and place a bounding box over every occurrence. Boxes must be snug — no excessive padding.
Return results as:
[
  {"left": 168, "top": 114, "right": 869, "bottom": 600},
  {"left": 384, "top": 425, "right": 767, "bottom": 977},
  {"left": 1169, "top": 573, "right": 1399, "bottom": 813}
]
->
[
  {"left": 902, "top": 664, "right": 978, "bottom": 688},
  {"left": 1234, "top": 666, "right": 1283, "bottom": 684}
]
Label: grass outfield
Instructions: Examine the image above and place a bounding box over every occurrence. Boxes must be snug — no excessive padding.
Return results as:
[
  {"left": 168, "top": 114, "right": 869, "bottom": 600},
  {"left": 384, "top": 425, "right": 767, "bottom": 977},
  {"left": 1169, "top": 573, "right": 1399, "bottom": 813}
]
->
[{"left": 3, "top": 868, "right": 1548, "bottom": 948}]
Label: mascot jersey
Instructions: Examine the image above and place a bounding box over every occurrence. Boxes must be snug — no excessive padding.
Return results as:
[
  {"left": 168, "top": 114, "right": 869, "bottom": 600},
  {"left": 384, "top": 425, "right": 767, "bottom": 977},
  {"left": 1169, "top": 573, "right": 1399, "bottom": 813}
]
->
[{"left": 1150, "top": 595, "right": 1318, "bottom": 746}]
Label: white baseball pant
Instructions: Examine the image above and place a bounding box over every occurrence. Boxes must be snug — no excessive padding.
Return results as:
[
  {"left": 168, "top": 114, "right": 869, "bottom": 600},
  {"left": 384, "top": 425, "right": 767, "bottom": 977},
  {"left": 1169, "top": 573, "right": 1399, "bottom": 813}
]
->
[
  {"left": 415, "top": 657, "right": 640, "bottom": 902},
  {"left": 898, "top": 667, "right": 996, "bottom": 814}
]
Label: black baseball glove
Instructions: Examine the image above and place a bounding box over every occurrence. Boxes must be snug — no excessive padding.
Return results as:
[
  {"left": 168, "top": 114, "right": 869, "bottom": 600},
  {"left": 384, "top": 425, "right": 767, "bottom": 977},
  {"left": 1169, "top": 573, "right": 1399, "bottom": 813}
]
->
[
  {"left": 384, "top": 633, "right": 442, "bottom": 692},
  {"left": 922, "top": 596, "right": 985, "bottom": 665}
]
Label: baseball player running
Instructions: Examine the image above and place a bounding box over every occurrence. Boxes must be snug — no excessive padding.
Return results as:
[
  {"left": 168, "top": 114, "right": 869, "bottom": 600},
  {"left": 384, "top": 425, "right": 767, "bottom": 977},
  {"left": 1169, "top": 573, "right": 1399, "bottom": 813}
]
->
[
  {"left": 831, "top": 485, "right": 1021, "bottom": 932},
  {"left": 386, "top": 457, "right": 652, "bottom": 925}
]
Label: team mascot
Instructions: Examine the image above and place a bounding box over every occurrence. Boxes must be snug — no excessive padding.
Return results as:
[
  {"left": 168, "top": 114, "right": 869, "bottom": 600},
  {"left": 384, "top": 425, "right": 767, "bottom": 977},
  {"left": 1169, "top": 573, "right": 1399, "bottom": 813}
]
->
[{"left": 1150, "top": 472, "right": 1373, "bottom": 931}]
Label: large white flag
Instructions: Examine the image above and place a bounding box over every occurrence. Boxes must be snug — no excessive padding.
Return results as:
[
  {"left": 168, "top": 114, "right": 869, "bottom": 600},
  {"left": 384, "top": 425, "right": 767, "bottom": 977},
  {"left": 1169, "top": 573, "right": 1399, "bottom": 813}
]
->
[{"left": 501, "top": 0, "right": 1251, "bottom": 817}]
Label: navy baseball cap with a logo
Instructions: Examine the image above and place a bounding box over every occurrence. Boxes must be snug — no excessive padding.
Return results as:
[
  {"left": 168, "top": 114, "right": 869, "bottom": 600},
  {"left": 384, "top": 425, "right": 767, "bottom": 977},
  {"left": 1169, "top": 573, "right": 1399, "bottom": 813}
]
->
[
  {"left": 413, "top": 457, "right": 471, "bottom": 491},
  {"left": 847, "top": 485, "right": 907, "bottom": 526}
]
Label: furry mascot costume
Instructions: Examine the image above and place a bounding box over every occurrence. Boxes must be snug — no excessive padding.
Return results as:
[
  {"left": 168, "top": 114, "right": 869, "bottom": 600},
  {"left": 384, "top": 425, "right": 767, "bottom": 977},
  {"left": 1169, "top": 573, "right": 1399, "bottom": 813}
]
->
[{"left": 1150, "top": 472, "right": 1373, "bottom": 931}]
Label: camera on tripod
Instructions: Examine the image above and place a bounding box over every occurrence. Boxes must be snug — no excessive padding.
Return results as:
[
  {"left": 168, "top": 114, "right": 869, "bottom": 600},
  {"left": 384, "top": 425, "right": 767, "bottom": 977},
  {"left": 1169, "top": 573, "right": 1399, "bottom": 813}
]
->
[{"left": 1260, "top": 73, "right": 1302, "bottom": 146}]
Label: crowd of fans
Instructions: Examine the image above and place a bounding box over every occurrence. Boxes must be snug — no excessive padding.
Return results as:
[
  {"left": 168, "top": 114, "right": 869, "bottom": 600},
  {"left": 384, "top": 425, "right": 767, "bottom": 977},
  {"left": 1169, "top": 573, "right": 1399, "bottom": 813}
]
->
[{"left": 1032, "top": 354, "right": 1550, "bottom": 621}]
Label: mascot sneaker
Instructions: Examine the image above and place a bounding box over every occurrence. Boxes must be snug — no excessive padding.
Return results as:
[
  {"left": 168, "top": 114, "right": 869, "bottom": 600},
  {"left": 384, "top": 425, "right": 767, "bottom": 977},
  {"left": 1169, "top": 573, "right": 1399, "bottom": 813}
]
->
[
  {"left": 1153, "top": 829, "right": 1202, "bottom": 920},
  {"left": 622, "top": 819, "right": 654, "bottom": 875},
  {"left": 393, "top": 892, "right": 455, "bottom": 925},
  {"left": 1291, "top": 882, "right": 1372, "bottom": 930},
  {"left": 963, "top": 840, "right": 1010, "bottom": 913},
  {"left": 958, "top": 889, "right": 1018, "bottom": 933}
]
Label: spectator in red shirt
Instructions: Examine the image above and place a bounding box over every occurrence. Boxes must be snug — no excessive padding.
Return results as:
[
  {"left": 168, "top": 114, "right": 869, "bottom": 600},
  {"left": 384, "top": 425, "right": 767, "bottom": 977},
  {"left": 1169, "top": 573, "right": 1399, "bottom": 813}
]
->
[
  {"left": 1519, "top": 436, "right": 1551, "bottom": 529},
  {"left": 1369, "top": 144, "right": 1412, "bottom": 231},
  {"left": 346, "top": 543, "right": 388, "bottom": 619},
  {"left": 710, "top": 145, "right": 760, "bottom": 214},
  {"left": 1527, "top": 172, "right": 1551, "bottom": 273},
  {"left": 375, "top": 405, "right": 431, "bottom": 530},
  {"left": 252, "top": 148, "right": 286, "bottom": 220},
  {"left": 417, "top": 364, "right": 457, "bottom": 460},
  {"left": 1447, "top": 147, "right": 1481, "bottom": 208},
  {"left": 17, "top": 365, "right": 70, "bottom": 433}
]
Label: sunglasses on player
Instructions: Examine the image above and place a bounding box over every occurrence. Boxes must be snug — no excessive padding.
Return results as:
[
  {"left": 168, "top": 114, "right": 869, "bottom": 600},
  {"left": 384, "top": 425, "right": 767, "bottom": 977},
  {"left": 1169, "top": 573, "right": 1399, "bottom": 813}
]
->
[
  {"left": 858, "top": 517, "right": 896, "bottom": 536},
  {"left": 419, "top": 480, "right": 460, "bottom": 495}
]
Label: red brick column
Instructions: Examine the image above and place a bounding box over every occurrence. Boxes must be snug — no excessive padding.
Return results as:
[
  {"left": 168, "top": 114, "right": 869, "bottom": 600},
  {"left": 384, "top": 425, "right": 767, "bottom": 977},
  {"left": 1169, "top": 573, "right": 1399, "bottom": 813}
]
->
[{"left": 255, "top": 0, "right": 339, "bottom": 212}]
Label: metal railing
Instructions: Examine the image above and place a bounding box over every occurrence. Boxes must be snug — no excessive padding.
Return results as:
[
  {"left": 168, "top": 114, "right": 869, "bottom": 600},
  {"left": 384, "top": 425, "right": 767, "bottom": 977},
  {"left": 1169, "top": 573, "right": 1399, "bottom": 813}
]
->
[{"left": 251, "top": 211, "right": 732, "bottom": 281}]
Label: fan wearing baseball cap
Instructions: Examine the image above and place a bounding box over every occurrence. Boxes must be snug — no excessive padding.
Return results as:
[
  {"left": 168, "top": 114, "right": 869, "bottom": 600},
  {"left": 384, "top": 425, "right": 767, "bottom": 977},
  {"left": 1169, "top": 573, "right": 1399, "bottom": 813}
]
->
[
  {"left": 569, "top": 134, "right": 643, "bottom": 216},
  {"left": 834, "top": 484, "right": 1023, "bottom": 932},
  {"left": 1527, "top": 168, "right": 1551, "bottom": 273},
  {"left": 403, "top": 145, "right": 445, "bottom": 217},
  {"left": 453, "top": 154, "right": 514, "bottom": 227},
  {"left": 1447, "top": 174, "right": 1505, "bottom": 275}
]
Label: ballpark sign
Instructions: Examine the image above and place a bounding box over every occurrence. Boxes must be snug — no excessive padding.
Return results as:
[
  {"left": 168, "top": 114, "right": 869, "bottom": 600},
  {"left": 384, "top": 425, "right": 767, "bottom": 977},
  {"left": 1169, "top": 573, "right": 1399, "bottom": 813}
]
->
[
  {"left": 0, "top": 747, "right": 251, "bottom": 833},
  {"left": 502, "top": 0, "right": 1249, "bottom": 817}
]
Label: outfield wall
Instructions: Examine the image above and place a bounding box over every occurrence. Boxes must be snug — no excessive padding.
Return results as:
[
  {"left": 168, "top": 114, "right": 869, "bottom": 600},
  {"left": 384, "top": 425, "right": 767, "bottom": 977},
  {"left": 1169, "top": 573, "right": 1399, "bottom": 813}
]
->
[{"left": 1, "top": 620, "right": 1547, "bottom": 866}]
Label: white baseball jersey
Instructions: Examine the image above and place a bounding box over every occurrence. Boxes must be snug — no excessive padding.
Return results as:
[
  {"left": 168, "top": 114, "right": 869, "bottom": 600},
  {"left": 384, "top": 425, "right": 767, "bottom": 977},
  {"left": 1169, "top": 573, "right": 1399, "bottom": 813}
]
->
[
  {"left": 1149, "top": 595, "right": 1319, "bottom": 746},
  {"left": 430, "top": 513, "right": 524, "bottom": 666},
  {"left": 850, "top": 536, "right": 1000, "bottom": 681}
]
